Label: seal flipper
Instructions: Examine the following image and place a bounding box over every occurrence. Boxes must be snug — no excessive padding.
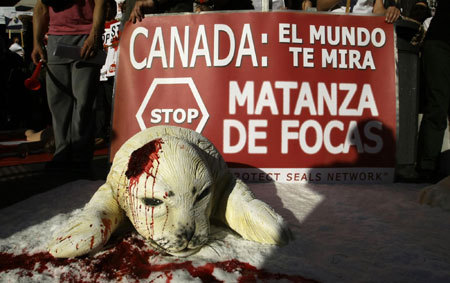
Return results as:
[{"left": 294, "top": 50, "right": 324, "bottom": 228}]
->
[
  {"left": 215, "top": 178, "right": 291, "bottom": 245},
  {"left": 48, "top": 183, "right": 125, "bottom": 258}
]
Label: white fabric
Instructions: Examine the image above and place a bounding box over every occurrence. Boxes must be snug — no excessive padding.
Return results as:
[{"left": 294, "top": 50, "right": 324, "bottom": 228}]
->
[
  {"left": 14, "top": 0, "right": 36, "bottom": 8},
  {"left": 253, "top": 0, "right": 285, "bottom": 11},
  {"left": 352, "top": 0, "right": 375, "bottom": 13},
  {"left": 332, "top": 0, "right": 375, "bottom": 14},
  {"left": 423, "top": 16, "right": 433, "bottom": 31},
  {"left": 9, "top": 42, "right": 24, "bottom": 58}
]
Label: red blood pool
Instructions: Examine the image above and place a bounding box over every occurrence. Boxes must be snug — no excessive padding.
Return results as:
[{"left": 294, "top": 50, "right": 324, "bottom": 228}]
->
[{"left": 0, "top": 238, "right": 317, "bottom": 283}]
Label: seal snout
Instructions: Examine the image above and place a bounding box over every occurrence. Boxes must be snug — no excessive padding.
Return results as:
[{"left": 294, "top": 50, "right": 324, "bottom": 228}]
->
[{"left": 183, "top": 228, "right": 195, "bottom": 242}]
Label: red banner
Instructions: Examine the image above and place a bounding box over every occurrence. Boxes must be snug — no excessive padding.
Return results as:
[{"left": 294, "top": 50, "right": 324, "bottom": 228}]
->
[{"left": 112, "top": 11, "right": 397, "bottom": 183}]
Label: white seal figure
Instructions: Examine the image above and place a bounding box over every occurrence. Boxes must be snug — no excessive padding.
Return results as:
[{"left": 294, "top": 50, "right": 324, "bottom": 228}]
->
[{"left": 48, "top": 125, "right": 290, "bottom": 258}]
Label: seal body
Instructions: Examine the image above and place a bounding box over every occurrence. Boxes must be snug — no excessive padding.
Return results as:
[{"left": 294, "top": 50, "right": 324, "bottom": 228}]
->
[{"left": 49, "top": 126, "right": 290, "bottom": 258}]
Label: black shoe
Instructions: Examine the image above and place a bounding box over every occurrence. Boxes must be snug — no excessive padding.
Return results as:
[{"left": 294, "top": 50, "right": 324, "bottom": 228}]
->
[{"left": 395, "top": 166, "right": 436, "bottom": 183}]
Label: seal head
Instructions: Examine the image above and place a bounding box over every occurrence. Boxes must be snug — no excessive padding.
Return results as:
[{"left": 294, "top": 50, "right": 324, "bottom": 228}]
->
[{"left": 121, "top": 136, "right": 214, "bottom": 256}]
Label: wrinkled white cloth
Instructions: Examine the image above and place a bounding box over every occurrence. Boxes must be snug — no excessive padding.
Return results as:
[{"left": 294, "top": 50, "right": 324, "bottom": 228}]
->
[
  {"left": 9, "top": 42, "right": 24, "bottom": 58},
  {"left": 331, "top": 0, "right": 375, "bottom": 14}
]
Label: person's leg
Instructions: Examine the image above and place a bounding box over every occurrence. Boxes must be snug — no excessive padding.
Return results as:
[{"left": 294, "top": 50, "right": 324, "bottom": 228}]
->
[
  {"left": 417, "top": 40, "right": 450, "bottom": 175},
  {"left": 94, "top": 81, "right": 107, "bottom": 140},
  {"left": 94, "top": 78, "right": 114, "bottom": 142},
  {"left": 70, "top": 61, "right": 100, "bottom": 164},
  {"left": 46, "top": 62, "right": 73, "bottom": 163},
  {"left": 103, "top": 77, "right": 114, "bottom": 141}
]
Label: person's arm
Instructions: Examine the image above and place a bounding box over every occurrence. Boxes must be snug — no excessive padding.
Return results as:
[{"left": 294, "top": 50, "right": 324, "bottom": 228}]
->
[
  {"left": 129, "top": 0, "right": 158, "bottom": 23},
  {"left": 31, "top": 0, "right": 49, "bottom": 65},
  {"left": 302, "top": 0, "right": 313, "bottom": 10},
  {"left": 316, "top": 0, "right": 339, "bottom": 11},
  {"left": 373, "top": 0, "right": 400, "bottom": 23},
  {"left": 81, "top": 0, "right": 106, "bottom": 60},
  {"left": 129, "top": 0, "right": 190, "bottom": 23},
  {"left": 384, "top": 6, "right": 401, "bottom": 23}
]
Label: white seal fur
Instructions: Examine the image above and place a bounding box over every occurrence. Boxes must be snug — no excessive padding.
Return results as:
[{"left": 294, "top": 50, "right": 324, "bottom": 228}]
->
[{"left": 48, "top": 125, "right": 290, "bottom": 258}]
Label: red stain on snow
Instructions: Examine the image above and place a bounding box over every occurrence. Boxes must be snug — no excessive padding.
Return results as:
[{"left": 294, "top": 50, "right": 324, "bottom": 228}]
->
[
  {"left": 0, "top": 235, "right": 317, "bottom": 282},
  {"left": 0, "top": 251, "right": 73, "bottom": 274}
]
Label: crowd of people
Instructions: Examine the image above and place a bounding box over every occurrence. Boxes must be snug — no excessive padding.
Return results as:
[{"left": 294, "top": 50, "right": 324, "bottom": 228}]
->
[{"left": 0, "top": 0, "right": 448, "bottom": 182}]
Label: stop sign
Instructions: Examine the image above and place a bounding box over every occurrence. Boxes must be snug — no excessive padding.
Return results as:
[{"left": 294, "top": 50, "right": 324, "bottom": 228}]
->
[{"left": 136, "top": 77, "right": 209, "bottom": 133}]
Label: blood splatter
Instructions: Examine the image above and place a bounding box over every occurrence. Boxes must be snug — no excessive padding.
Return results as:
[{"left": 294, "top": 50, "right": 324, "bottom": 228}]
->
[
  {"left": 0, "top": 251, "right": 74, "bottom": 274},
  {"left": 125, "top": 139, "right": 163, "bottom": 179},
  {"left": 90, "top": 236, "right": 95, "bottom": 250},
  {"left": 125, "top": 139, "right": 163, "bottom": 236},
  {"left": 0, "top": 234, "right": 317, "bottom": 283},
  {"left": 56, "top": 235, "right": 71, "bottom": 243},
  {"left": 101, "top": 218, "right": 112, "bottom": 244}
]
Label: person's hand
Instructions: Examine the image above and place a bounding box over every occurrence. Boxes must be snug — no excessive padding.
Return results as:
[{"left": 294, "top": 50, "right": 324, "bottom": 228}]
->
[
  {"left": 302, "top": 0, "right": 313, "bottom": 10},
  {"left": 194, "top": 4, "right": 213, "bottom": 13},
  {"left": 80, "top": 32, "right": 100, "bottom": 60},
  {"left": 129, "top": 0, "right": 157, "bottom": 24},
  {"left": 385, "top": 6, "right": 401, "bottom": 23},
  {"left": 31, "top": 44, "right": 46, "bottom": 65}
]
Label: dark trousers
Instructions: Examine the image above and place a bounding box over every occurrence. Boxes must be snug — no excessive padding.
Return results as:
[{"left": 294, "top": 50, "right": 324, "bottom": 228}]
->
[
  {"left": 46, "top": 35, "right": 100, "bottom": 163},
  {"left": 417, "top": 39, "right": 450, "bottom": 172},
  {"left": 95, "top": 77, "right": 114, "bottom": 140},
  {"left": 46, "top": 61, "right": 99, "bottom": 163}
]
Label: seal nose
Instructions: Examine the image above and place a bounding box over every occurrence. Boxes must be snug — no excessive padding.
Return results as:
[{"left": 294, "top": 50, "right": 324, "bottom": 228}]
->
[{"left": 185, "top": 229, "right": 194, "bottom": 242}]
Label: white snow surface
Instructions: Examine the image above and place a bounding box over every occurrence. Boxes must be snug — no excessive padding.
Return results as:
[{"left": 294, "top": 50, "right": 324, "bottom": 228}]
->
[{"left": 1, "top": 179, "right": 450, "bottom": 282}]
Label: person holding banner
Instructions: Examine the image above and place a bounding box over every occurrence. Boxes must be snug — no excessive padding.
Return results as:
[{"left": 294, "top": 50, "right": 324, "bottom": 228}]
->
[
  {"left": 31, "top": 0, "right": 106, "bottom": 174},
  {"left": 416, "top": 0, "right": 450, "bottom": 181},
  {"left": 194, "top": 0, "right": 254, "bottom": 12},
  {"left": 97, "top": 0, "right": 119, "bottom": 146},
  {"left": 126, "top": 0, "right": 254, "bottom": 19},
  {"left": 128, "top": 0, "right": 193, "bottom": 23},
  {"left": 284, "top": 0, "right": 315, "bottom": 10},
  {"left": 407, "top": 0, "right": 431, "bottom": 24},
  {"left": 317, "top": 0, "right": 400, "bottom": 23}
]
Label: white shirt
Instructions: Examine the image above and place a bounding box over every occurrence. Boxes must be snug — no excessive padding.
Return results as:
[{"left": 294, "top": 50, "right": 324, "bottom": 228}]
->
[{"left": 332, "top": 0, "right": 375, "bottom": 14}]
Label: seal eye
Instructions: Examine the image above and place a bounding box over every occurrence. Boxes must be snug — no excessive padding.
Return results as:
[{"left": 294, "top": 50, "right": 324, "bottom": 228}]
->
[
  {"left": 195, "top": 187, "right": 210, "bottom": 203},
  {"left": 143, "top": 198, "right": 163, "bottom": 207}
]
